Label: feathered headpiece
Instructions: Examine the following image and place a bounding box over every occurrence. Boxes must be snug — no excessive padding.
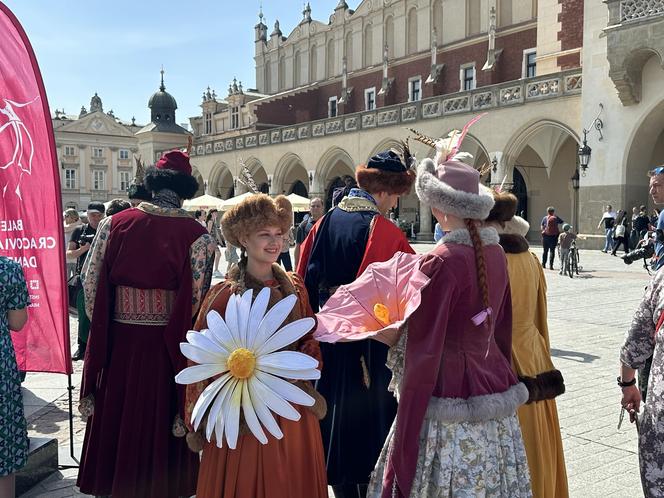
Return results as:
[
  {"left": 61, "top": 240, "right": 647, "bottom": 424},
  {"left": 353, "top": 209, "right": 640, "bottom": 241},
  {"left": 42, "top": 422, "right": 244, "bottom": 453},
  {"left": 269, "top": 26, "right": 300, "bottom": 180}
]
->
[
  {"left": 237, "top": 157, "right": 260, "bottom": 194},
  {"left": 410, "top": 112, "right": 487, "bottom": 167}
]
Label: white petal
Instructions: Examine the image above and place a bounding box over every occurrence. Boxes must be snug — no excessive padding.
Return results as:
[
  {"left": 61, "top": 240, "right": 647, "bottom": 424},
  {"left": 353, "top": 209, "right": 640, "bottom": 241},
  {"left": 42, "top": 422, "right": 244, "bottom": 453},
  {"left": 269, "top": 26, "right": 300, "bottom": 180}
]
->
[
  {"left": 175, "top": 364, "right": 227, "bottom": 385},
  {"left": 225, "top": 380, "right": 243, "bottom": 449},
  {"left": 186, "top": 330, "right": 230, "bottom": 356},
  {"left": 191, "top": 374, "right": 229, "bottom": 431},
  {"left": 248, "top": 288, "right": 271, "bottom": 349},
  {"left": 224, "top": 295, "right": 243, "bottom": 348},
  {"left": 247, "top": 377, "right": 283, "bottom": 440},
  {"left": 206, "top": 310, "right": 239, "bottom": 350},
  {"left": 180, "top": 343, "right": 227, "bottom": 365},
  {"left": 255, "top": 317, "right": 316, "bottom": 356},
  {"left": 251, "top": 376, "right": 301, "bottom": 421},
  {"left": 256, "top": 365, "right": 321, "bottom": 381},
  {"left": 204, "top": 375, "right": 234, "bottom": 442},
  {"left": 255, "top": 371, "right": 315, "bottom": 407},
  {"left": 214, "top": 378, "right": 238, "bottom": 448},
  {"left": 241, "top": 381, "right": 268, "bottom": 444},
  {"left": 237, "top": 289, "right": 253, "bottom": 345},
  {"left": 257, "top": 351, "right": 319, "bottom": 371},
  {"left": 253, "top": 294, "right": 298, "bottom": 349}
]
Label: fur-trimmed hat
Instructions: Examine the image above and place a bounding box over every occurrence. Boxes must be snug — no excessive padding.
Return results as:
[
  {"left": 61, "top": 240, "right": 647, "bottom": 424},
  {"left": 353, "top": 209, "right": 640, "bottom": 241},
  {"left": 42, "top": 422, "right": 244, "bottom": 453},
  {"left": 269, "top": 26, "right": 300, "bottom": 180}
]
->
[
  {"left": 485, "top": 191, "right": 518, "bottom": 223},
  {"left": 221, "top": 194, "right": 292, "bottom": 248},
  {"left": 415, "top": 158, "right": 494, "bottom": 220},
  {"left": 356, "top": 150, "right": 415, "bottom": 196},
  {"left": 502, "top": 216, "right": 530, "bottom": 237}
]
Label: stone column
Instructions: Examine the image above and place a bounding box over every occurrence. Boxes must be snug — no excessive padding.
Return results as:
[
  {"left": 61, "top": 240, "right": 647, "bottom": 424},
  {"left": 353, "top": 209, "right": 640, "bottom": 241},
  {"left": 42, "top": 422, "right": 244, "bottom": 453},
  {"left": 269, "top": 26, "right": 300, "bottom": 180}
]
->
[
  {"left": 109, "top": 146, "right": 118, "bottom": 194},
  {"left": 416, "top": 200, "right": 434, "bottom": 241}
]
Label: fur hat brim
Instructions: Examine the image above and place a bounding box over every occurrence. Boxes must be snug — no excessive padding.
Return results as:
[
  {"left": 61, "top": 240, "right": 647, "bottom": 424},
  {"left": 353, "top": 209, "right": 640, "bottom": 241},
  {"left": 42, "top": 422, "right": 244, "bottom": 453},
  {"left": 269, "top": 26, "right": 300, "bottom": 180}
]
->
[
  {"left": 486, "top": 192, "right": 518, "bottom": 223},
  {"left": 415, "top": 158, "right": 494, "bottom": 220},
  {"left": 355, "top": 166, "right": 415, "bottom": 196},
  {"left": 221, "top": 194, "right": 292, "bottom": 248},
  {"left": 501, "top": 216, "right": 530, "bottom": 237}
]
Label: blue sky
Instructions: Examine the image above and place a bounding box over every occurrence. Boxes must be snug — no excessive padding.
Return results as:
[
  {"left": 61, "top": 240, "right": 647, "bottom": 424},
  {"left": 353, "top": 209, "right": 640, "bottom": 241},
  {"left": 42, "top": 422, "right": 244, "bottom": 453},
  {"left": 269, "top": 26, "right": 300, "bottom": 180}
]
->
[{"left": 3, "top": 0, "right": 354, "bottom": 126}]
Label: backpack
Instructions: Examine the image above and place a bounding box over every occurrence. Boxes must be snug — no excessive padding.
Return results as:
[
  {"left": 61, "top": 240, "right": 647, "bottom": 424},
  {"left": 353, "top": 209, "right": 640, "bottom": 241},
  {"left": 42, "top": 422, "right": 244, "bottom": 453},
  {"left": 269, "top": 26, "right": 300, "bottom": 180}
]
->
[{"left": 543, "top": 215, "right": 560, "bottom": 236}]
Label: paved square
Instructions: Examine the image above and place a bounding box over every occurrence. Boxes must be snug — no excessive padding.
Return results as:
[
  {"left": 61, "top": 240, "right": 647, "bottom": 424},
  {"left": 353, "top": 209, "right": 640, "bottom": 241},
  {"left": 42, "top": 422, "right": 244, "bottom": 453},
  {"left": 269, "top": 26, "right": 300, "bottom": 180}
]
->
[{"left": 19, "top": 245, "right": 650, "bottom": 497}]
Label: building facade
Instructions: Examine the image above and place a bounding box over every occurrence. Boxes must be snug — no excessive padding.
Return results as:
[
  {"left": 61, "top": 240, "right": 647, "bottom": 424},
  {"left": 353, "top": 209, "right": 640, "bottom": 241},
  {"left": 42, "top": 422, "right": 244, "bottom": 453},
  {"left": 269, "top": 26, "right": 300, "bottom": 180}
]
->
[
  {"left": 187, "top": 0, "right": 663, "bottom": 245},
  {"left": 55, "top": 73, "right": 193, "bottom": 210}
]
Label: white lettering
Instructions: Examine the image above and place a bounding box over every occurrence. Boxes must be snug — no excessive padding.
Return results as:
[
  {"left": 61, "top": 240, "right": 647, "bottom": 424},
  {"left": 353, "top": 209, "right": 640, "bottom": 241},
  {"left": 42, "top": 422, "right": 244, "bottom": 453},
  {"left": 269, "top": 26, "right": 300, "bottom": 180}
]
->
[{"left": 0, "top": 219, "right": 23, "bottom": 232}]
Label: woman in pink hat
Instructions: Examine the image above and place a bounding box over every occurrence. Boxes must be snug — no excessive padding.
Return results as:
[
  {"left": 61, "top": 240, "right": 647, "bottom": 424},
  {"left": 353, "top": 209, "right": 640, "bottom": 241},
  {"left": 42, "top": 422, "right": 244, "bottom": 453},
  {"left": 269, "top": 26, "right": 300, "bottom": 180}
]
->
[{"left": 366, "top": 153, "right": 532, "bottom": 497}]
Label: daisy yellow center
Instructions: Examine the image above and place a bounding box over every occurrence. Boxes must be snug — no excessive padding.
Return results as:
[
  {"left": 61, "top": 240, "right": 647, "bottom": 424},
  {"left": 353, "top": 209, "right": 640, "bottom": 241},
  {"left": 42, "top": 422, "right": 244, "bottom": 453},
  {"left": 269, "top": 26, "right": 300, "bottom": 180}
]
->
[
  {"left": 373, "top": 303, "right": 390, "bottom": 326},
  {"left": 227, "top": 348, "right": 256, "bottom": 379}
]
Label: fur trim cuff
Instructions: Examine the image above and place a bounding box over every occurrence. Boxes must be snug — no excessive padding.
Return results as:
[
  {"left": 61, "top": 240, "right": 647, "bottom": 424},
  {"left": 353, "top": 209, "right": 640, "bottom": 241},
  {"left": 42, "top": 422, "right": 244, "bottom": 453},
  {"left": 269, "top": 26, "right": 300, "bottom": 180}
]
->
[
  {"left": 441, "top": 227, "right": 500, "bottom": 247},
  {"left": 518, "top": 369, "right": 565, "bottom": 403},
  {"left": 425, "top": 383, "right": 529, "bottom": 423},
  {"left": 415, "top": 158, "right": 495, "bottom": 220}
]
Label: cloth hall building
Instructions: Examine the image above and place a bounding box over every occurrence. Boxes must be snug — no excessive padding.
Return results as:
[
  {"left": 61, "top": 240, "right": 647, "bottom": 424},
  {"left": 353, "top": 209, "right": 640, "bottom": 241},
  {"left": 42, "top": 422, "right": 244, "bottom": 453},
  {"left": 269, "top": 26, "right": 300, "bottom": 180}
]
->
[{"left": 184, "top": 0, "right": 663, "bottom": 245}]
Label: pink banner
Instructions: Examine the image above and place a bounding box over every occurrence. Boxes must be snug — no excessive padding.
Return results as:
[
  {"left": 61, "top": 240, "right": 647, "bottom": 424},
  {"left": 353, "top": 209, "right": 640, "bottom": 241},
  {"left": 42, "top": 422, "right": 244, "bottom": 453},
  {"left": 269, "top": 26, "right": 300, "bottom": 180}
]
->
[{"left": 0, "top": 2, "right": 71, "bottom": 374}]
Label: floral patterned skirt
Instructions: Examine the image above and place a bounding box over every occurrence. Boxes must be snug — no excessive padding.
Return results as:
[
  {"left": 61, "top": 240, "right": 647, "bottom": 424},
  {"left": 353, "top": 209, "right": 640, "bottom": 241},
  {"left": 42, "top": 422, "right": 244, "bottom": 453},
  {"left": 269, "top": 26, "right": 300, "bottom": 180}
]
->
[{"left": 368, "top": 411, "right": 532, "bottom": 498}]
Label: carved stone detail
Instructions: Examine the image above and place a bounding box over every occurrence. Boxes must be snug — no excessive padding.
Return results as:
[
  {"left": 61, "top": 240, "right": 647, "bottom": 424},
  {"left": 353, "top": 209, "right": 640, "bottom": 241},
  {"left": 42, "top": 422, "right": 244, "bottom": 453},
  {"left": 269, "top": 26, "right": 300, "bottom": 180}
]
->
[
  {"left": 422, "top": 101, "right": 441, "bottom": 118},
  {"left": 500, "top": 85, "right": 523, "bottom": 105},
  {"left": 344, "top": 117, "right": 358, "bottom": 131},
  {"left": 259, "top": 133, "right": 269, "bottom": 145},
  {"left": 235, "top": 138, "right": 244, "bottom": 149},
  {"left": 245, "top": 135, "right": 257, "bottom": 147},
  {"left": 443, "top": 96, "right": 470, "bottom": 114},
  {"left": 312, "top": 123, "right": 326, "bottom": 137},
  {"left": 472, "top": 91, "right": 494, "bottom": 110},
  {"left": 282, "top": 128, "right": 297, "bottom": 141},
  {"left": 401, "top": 105, "right": 418, "bottom": 122},
  {"left": 225, "top": 139, "right": 234, "bottom": 151},
  {"left": 526, "top": 79, "right": 560, "bottom": 99},
  {"left": 214, "top": 142, "right": 224, "bottom": 152},
  {"left": 362, "top": 113, "right": 376, "bottom": 128},
  {"left": 376, "top": 110, "right": 399, "bottom": 126},
  {"left": 298, "top": 126, "right": 310, "bottom": 139},
  {"left": 325, "top": 119, "right": 343, "bottom": 134}
]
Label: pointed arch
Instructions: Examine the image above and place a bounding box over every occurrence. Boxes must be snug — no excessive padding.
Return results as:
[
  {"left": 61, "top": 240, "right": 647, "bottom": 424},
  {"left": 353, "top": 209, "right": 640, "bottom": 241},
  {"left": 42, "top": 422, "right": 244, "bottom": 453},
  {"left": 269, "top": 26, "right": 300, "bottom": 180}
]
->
[{"left": 363, "top": 23, "right": 373, "bottom": 67}]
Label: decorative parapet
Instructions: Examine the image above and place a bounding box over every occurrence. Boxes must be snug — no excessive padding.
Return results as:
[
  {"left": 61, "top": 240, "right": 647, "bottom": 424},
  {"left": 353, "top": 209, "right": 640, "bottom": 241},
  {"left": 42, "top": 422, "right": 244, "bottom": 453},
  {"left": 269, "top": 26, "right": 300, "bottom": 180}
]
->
[
  {"left": 620, "top": 0, "right": 664, "bottom": 22},
  {"left": 191, "top": 70, "right": 582, "bottom": 157}
]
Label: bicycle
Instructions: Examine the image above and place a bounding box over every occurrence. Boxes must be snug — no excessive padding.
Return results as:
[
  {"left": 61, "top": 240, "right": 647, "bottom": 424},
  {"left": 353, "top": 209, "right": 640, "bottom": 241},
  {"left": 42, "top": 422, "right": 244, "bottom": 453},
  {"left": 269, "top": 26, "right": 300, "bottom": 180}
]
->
[{"left": 567, "top": 240, "right": 580, "bottom": 278}]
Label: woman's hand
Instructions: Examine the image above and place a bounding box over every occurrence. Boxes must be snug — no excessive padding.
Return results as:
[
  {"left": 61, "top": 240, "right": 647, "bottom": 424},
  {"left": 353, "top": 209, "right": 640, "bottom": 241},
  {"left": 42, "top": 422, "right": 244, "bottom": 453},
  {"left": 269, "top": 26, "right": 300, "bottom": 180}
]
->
[{"left": 621, "top": 384, "right": 642, "bottom": 422}]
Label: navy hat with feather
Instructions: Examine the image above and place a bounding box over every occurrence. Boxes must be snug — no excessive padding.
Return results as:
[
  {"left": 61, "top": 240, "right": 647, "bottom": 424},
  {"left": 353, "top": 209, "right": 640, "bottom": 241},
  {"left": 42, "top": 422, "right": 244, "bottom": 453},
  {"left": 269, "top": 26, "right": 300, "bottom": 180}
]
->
[{"left": 355, "top": 143, "right": 416, "bottom": 195}]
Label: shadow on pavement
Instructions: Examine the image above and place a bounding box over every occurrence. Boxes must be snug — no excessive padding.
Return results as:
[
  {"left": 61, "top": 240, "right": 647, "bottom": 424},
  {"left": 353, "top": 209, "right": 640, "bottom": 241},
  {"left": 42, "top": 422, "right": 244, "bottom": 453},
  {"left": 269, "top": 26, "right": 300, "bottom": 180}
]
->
[{"left": 551, "top": 348, "right": 600, "bottom": 363}]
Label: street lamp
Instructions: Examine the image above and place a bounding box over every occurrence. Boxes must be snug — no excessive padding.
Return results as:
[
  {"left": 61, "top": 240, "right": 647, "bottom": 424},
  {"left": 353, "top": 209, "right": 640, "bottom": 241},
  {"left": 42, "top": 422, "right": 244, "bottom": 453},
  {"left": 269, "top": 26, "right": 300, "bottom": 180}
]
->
[
  {"left": 571, "top": 168, "right": 580, "bottom": 190},
  {"left": 577, "top": 103, "right": 604, "bottom": 174}
]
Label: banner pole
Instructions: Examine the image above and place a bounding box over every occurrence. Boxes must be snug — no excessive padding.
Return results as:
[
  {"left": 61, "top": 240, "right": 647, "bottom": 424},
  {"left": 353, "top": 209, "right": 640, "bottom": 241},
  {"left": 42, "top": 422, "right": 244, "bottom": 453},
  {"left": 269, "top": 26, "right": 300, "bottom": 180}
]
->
[{"left": 58, "top": 373, "right": 79, "bottom": 469}]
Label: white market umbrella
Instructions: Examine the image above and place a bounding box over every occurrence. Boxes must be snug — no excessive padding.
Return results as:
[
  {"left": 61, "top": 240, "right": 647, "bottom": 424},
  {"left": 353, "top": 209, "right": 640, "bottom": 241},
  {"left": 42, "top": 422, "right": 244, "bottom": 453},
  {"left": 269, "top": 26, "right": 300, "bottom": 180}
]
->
[
  {"left": 183, "top": 194, "right": 225, "bottom": 211},
  {"left": 286, "top": 193, "right": 311, "bottom": 213},
  {"left": 219, "top": 192, "right": 256, "bottom": 211}
]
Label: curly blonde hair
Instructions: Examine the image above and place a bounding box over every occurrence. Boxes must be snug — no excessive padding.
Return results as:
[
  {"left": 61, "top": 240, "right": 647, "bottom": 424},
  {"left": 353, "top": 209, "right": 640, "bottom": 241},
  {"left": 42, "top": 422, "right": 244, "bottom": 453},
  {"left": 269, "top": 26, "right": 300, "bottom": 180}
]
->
[{"left": 221, "top": 194, "right": 292, "bottom": 248}]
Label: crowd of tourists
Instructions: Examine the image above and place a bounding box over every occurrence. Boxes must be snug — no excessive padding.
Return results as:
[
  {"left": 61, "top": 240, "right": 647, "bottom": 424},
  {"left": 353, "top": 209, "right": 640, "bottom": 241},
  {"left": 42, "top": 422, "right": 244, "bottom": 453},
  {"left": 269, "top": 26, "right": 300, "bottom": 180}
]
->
[{"left": 3, "top": 131, "right": 664, "bottom": 498}]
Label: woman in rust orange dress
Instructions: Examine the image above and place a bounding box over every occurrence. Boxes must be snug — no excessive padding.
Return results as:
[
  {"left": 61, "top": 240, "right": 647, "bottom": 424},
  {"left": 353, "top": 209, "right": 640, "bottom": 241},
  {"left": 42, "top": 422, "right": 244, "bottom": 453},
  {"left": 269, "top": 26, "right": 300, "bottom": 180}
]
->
[{"left": 184, "top": 193, "right": 328, "bottom": 498}]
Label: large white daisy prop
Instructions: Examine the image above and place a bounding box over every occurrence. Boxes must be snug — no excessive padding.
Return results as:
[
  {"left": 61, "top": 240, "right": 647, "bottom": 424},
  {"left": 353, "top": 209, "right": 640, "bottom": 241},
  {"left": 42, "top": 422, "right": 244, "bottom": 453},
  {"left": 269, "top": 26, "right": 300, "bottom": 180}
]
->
[{"left": 175, "top": 288, "right": 320, "bottom": 449}]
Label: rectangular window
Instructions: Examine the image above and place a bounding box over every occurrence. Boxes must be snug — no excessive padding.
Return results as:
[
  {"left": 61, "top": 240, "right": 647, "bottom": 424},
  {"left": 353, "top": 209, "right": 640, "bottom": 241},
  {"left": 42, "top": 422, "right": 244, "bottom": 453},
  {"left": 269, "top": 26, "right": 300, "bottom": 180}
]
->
[
  {"left": 408, "top": 78, "right": 422, "bottom": 102},
  {"left": 92, "top": 147, "right": 103, "bottom": 158},
  {"left": 93, "top": 170, "right": 105, "bottom": 190},
  {"left": 119, "top": 149, "right": 130, "bottom": 160},
  {"left": 364, "top": 87, "right": 376, "bottom": 111},
  {"left": 460, "top": 65, "right": 476, "bottom": 91},
  {"left": 328, "top": 96, "right": 338, "bottom": 118},
  {"left": 230, "top": 107, "right": 240, "bottom": 129},
  {"left": 64, "top": 145, "right": 76, "bottom": 156},
  {"left": 64, "top": 169, "right": 76, "bottom": 189},
  {"left": 205, "top": 112, "right": 213, "bottom": 134},
  {"left": 524, "top": 50, "right": 537, "bottom": 78},
  {"left": 119, "top": 171, "right": 131, "bottom": 192}
]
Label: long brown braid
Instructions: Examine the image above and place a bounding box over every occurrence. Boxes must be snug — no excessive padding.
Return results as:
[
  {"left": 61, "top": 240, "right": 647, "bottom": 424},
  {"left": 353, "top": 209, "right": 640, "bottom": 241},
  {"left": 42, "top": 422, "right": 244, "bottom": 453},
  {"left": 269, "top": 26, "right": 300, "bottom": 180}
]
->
[{"left": 465, "top": 218, "right": 491, "bottom": 327}]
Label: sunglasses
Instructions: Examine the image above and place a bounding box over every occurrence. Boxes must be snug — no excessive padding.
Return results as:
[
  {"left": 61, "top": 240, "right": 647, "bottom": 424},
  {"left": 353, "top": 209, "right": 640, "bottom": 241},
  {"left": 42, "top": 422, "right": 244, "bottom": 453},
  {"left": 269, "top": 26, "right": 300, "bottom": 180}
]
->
[{"left": 650, "top": 166, "right": 664, "bottom": 176}]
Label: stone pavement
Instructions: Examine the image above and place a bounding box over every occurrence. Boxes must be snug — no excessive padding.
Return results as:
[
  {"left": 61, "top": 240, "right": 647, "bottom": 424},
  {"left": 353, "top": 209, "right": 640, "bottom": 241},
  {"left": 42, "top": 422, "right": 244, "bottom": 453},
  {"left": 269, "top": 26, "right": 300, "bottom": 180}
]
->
[{"left": 19, "top": 245, "right": 649, "bottom": 497}]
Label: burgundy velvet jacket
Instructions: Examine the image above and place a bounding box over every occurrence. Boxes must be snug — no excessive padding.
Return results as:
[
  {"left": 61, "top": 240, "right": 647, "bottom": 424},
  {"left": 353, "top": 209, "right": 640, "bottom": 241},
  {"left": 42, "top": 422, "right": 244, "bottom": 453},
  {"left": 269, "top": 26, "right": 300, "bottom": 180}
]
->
[{"left": 383, "top": 228, "right": 525, "bottom": 498}]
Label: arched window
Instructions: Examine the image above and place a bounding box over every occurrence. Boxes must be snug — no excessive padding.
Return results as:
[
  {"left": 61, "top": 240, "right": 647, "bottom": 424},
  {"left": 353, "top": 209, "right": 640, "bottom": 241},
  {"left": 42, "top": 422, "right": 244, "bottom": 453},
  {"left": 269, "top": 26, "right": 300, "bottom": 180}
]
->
[
  {"left": 384, "top": 16, "right": 395, "bottom": 59},
  {"left": 278, "top": 55, "right": 286, "bottom": 90},
  {"left": 363, "top": 23, "right": 373, "bottom": 66},
  {"left": 309, "top": 45, "right": 318, "bottom": 82},
  {"left": 327, "top": 38, "right": 336, "bottom": 78},
  {"left": 406, "top": 7, "right": 418, "bottom": 55},
  {"left": 345, "top": 31, "right": 354, "bottom": 71},
  {"left": 294, "top": 50, "right": 301, "bottom": 87},
  {"left": 432, "top": 1, "right": 443, "bottom": 40}
]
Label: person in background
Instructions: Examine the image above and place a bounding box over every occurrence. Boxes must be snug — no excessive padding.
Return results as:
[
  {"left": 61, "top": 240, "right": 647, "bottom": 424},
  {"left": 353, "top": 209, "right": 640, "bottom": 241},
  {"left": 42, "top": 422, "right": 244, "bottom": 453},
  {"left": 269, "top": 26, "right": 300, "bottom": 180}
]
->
[
  {"left": 105, "top": 199, "right": 131, "bottom": 217},
  {"left": 206, "top": 209, "right": 224, "bottom": 277},
  {"left": 597, "top": 204, "right": 617, "bottom": 253},
  {"left": 650, "top": 168, "right": 664, "bottom": 271},
  {"left": 541, "top": 206, "right": 564, "bottom": 270},
  {"left": 194, "top": 209, "right": 207, "bottom": 228},
  {"left": 632, "top": 205, "right": 650, "bottom": 249},
  {"left": 0, "top": 258, "right": 29, "bottom": 498},
  {"left": 611, "top": 209, "right": 629, "bottom": 256},
  {"left": 389, "top": 211, "right": 398, "bottom": 226},
  {"left": 64, "top": 208, "right": 82, "bottom": 280},
  {"left": 652, "top": 208, "right": 661, "bottom": 228},
  {"left": 294, "top": 197, "right": 324, "bottom": 267},
  {"left": 277, "top": 224, "right": 295, "bottom": 271},
  {"left": 67, "top": 202, "right": 105, "bottom": 361},
  {"left": 558, "top": 224, "right": 577, "bottom": 275}
]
